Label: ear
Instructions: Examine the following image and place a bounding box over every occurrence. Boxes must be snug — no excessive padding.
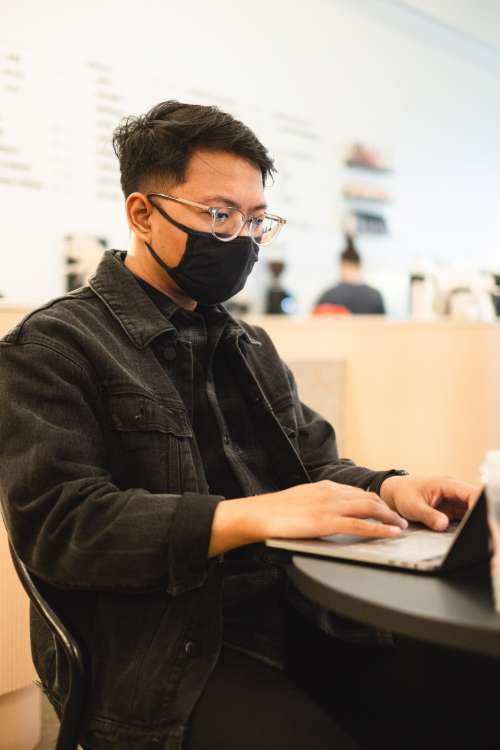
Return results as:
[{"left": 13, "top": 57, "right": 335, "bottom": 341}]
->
[{"left": 126, "top": 193, "right": 153, "bottom": 241}]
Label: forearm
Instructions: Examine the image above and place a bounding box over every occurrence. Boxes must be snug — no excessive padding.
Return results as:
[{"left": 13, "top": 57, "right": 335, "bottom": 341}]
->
[
  {"left": 207, "top": 481, "right": 408, "bottom": 557},
  {"left": 208, "top": 494, "right": 271, "bottom": 557}
]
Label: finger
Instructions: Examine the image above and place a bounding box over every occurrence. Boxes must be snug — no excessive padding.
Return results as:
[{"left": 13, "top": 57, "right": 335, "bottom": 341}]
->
[
  {"left": 337, "top": 498, "right": 408, "bottom": 530},
  {"left": 411, "top": 497, "right": 449, "bottom": 531},
  {"left": 330, "top": 516, "right": 403, "bottom": 539},
  {"left": 430, "top": 478, "right": 481, "bottom": 508}
]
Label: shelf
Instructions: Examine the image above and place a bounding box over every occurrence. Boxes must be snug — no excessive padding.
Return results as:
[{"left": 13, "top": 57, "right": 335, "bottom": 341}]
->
[
  {"left": 342, "top": 193, "right": 392, "bottom": 204},
  {"left": 344, "top": 160, "right": 393, "bottom": 174}
]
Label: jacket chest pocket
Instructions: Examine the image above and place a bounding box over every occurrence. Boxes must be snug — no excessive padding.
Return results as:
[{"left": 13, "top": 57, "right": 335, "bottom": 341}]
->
[{"left": 107, "top": 392, "right": 193, "bottom": 495}]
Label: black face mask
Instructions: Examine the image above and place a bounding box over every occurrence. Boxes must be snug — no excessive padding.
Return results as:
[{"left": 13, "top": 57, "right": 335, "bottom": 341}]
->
[{"left": 145, "top": 200, "right": 259, "bottom": 305}]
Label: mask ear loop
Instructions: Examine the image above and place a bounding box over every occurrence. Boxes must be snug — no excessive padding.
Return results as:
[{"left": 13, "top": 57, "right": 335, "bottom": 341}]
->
[
  {"left": 143, "top": 198, "right": 178, "bottom": 275},
  {"left": 143, "top": 240, "right": 175, "bottom": 275},
  {"left": 147, "top": 196, "right": 214, "bottom": 239}
]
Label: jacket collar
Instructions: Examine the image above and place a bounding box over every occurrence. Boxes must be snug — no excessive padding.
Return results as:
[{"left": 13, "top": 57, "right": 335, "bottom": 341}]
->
[{"left": 88, "top": 250, "right": 260, "bottom": 349}]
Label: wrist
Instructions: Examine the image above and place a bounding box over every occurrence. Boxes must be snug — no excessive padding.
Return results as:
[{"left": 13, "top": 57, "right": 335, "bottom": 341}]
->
[
  {"left": 379, "top": 476, "right": 400, "bottom": 508},
  {"left": 208, "top": 494, "right": 271, "bottom": 557},
  {"left": 378, "top": 470, "right": 410, "bottom": 507}
]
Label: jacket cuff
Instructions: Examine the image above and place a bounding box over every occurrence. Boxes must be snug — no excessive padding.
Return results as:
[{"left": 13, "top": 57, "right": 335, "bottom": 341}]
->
[{"left": 166, "top": 492, "right": 224, "bottom": 595}]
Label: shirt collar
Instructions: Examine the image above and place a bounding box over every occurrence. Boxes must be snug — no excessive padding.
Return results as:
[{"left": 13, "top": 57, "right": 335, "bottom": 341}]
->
[{"left": 88, "top": 250, "right": 260, "bottom": 349}]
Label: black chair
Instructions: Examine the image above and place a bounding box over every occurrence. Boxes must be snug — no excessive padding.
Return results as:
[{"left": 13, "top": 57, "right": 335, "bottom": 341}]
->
[{"left": 8, "top": 541, "right": 87, "bottom": 750}]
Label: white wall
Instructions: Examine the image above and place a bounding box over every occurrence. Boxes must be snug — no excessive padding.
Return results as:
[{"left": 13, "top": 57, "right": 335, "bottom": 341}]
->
[
  {"left": 398, "top": 0, "right": 500, "bottom": 50},
  {"left": 1, "top": 0, "right": 500, "bottom": 316}
]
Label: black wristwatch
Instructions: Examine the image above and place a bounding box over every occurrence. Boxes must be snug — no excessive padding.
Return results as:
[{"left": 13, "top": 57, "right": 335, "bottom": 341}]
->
[{"left": 370, "top": 469, "right": 410, "bottom": 496}]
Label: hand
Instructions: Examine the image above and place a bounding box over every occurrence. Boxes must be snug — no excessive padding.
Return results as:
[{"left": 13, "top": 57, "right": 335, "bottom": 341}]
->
[
  {"left": 379, "top": 475, "right": 481, "bottom": 531},
  {"left": 208, "top": 480, "right": 408, "bottom": 557},
  {"left": 261, "top": 481, "right": 409, "bottom": 539}
]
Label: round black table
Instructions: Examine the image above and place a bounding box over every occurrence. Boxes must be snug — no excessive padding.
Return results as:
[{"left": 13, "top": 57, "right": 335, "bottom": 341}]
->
[{"left": 290, "top": 556, "right": 500, "bottom": 659}]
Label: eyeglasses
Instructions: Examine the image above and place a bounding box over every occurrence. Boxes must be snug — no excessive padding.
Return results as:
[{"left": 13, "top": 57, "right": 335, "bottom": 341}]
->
[{"left": 147, "top": 192, "right": 286, "bottom": 246}]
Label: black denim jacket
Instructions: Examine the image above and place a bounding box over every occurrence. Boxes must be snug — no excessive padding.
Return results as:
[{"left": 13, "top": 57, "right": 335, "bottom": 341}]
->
[{"left": 0, "top": 251, "right": 392, "bottom": 750}]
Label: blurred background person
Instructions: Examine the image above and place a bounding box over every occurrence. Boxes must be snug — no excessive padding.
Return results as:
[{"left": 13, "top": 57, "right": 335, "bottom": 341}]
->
[{"left": 314, "top": 236, "right": 386, "bottom": 315}]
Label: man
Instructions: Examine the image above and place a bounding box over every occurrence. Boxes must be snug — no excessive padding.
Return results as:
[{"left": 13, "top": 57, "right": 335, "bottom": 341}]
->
[
  {"left": 315, "top": 236, "right": 386, "bottom": 314},
  {"left": 0, "top": 101, "right": 493, "bottom": 750}
]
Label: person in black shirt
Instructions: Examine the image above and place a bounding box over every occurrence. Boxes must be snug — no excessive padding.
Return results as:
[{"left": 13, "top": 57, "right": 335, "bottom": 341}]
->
[
  {"left": 315, "top": 236, "right": 386, "bottom": 315},
  {"left": 1, "top": 101, "right": 496, "bottom": 750}
]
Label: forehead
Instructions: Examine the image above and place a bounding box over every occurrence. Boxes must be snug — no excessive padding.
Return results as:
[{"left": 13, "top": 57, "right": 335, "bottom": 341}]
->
[{"left": 181, "top": 149, "right": 265, "bottom": 203}]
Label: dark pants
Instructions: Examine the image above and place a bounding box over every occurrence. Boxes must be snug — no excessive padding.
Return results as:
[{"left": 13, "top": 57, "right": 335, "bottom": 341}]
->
[
  {"left": 186, "top": 605, "right": 500, "bottom": 750},
  {"left": 186, "top": 644, "right": 359, "bottom": 750}
]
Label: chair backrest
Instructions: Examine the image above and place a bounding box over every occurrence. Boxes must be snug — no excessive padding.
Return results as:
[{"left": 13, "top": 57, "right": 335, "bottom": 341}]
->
[{"left": 7, "top": 541, "right": 87, "bottom": 750}]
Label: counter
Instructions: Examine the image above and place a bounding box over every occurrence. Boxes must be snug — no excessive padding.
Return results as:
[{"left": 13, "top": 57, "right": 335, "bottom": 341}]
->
[
  {"left": 0, "top": 522, "right": 41, "bottom": 749},
  {"left": 0, "top": 305, "right": 42, "bottom": 749}
]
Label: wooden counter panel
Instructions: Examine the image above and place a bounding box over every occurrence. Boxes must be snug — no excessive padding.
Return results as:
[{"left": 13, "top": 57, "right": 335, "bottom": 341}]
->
[
  {"left": 247, "top": 317, "right": 500, "bottom": 483},
  {"left": 0, "top": 523, "right": 36, "bottom": 696},
  {"left": 0, "top": 306, "right": 31, "bottom": 337}
]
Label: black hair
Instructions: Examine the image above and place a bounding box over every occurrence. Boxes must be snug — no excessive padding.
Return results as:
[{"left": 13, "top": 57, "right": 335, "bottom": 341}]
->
[
  {"left": 340, "top": 235, "right": 361, "bottom": 265},
  {"left": 112, "top": 100, "right": 276, "bottom": 197}
]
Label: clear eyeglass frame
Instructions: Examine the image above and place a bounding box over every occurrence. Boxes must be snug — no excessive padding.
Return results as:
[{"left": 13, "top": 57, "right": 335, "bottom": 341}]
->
[{"left": 147, "top": 192, "right": 286, "bottom": 246}]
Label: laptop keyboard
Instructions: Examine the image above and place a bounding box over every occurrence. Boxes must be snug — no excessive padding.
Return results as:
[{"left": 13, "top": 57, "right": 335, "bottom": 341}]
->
[{"left": 323, "top": 521, "right": 459, "bottom": 564}]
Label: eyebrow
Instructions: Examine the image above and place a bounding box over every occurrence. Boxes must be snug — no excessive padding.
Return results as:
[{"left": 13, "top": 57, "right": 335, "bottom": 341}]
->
[{"left": 202, "top": 194, "right": 268, "bottom": 212}]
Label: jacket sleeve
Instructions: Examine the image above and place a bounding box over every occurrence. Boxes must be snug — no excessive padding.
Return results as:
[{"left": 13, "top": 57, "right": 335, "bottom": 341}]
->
[
  {"left": 284, "top": 363, "right": 398, "bottom": 491},
  {"left": 0, "top": 339, "right": 222, "bottom": 595}
]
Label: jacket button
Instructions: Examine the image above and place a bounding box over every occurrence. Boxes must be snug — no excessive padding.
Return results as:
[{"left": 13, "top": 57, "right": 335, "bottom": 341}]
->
[
  {"left": 184, "top": 640, "right": 199, "bottom": 657},
  {"left": 162, "top": 345, "right": 176, "bottom": 361}
]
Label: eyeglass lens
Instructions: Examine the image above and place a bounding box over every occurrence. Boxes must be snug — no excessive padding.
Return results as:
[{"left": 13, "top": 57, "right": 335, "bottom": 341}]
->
[{"left": 211, "top": 207, "right": 281, "bottom": 246}]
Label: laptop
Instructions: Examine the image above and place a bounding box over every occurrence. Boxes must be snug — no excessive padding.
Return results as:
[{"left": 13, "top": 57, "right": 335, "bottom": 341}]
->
[{"left": 266, "top": 489, "right": 490, "bottom": 573}]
